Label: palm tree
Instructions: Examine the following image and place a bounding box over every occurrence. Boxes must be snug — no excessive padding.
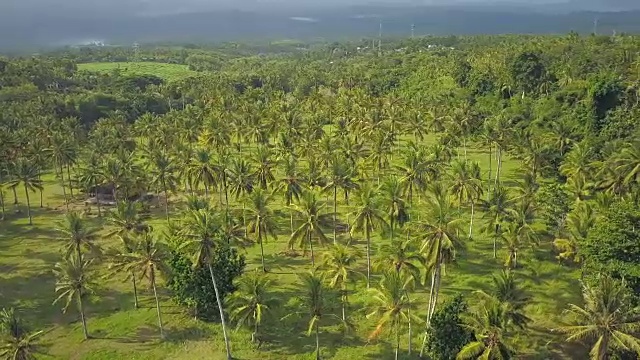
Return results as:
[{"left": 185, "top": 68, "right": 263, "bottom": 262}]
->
[
  {"left": 0, "top": 308, "right": 45, "bottom": 360},
  {"left": 147, "top": 151, "right": 178, "bottom": 222},
  {"left": 456, "top": 299, "right": 515, "bottom": 360},
  {"left": 252, "top": 146, "right": 276, "bottom": 190},
  {"left": 367, "top": 271, "right": 416, "bottom": 360},
  {"left": 53, "top": 257, "right": 95, "bottom": 340},
  {"left": 111, "top": 233, "right": 170, "bottom": 338},
  {"left": 323, "top": 157, "right": 359, "bottom": 243},
  {"left": 449, "top": 160, "right": 484, "bottom": 239},
  {"left": 274, "top": 157, "right": 305, "bottom": 236},
  {"left": 375, "top": 239, "right": 423, "bottom": 284},
  {"left": 227, "top": 270, "right": 279, "bottom": 344},
  {"left": 613, "top": 140, "right": 640, "bottom": 190},
  {"left": 380, "top": 177, "right": 409, "bottom": 243},
  {"left": 228, "top": 158, "right": 255, "bottom": 235},
  {"left": 299, "top": 271, "right": 332, "bottom": 360},
  {"left": 556, "top": 275, "right": 640, "bottom": 360},
  {"left": 47, "top": 136, "right": 75, "bottom": 209},
  {"left": 476, "top": 271, "right": 531, "bottom": 329},
  {"left": 77, "top": 154, "right": 105, "bottom": 217},
  {"left": 350, "top": 184, "right": 389, "bottom": 288},
  {"left": 246, "top": 189, "right": 278, "bottom": 272},
  {"left": 321, "top": 244, "right": 361, "bottom": 323},
  {"left": 178, "top": 208, "right": 232, "bottom": 360},
  {"left": 7, "top": 158, "right": 43, "bottom": 225},
  {"left": 186, "top": 149, "right": 217, "bottom": 198},
  {"left": 57, "top": 212, "right": 100, "bottom": 265},
  {"left": 481, "top": 186, "right": 515, "bottom": 259},
  {"left": 554, "top": 202, "right": 595, "bottom": 264},
  {"left": 289, "top": 191, "right": 331, "bottom": 266}
]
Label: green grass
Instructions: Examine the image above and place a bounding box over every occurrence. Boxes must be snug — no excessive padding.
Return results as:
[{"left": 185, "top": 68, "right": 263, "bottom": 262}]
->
[
  {"left": 0, "top": 138, "right": 584, "bottom": 359},
  {"left": 77, "top": 62, "right": 197, "bottom": 81}
]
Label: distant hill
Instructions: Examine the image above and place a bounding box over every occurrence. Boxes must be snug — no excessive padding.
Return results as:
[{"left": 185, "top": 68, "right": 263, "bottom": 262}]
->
[{"left": 1, "top": 5, "right": 639, "bottom": 51}]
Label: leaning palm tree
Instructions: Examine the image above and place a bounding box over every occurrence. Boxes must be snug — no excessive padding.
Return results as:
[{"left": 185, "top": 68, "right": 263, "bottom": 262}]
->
[
  {"left": 178, "top": 208, "right": 233, "bottom": 360},
  {"left": 289, "top": 191, "right": 332, "bottom": 266},
  {"left": 367, "top": 270, "right": 417, "bottom": 360},
  {"left": 7, "top": 158, "right": 43, "bottom": 225},
  {"left": 321, "top": 244, "right": 361, "bottom": 323},
  {"left": 350, "top": 184, "right": 389, "bottom": 288},
  {"left": 0, "top": 308, "right": 45, "bottom": 360},
  {"left": 57, "top": 212, "right": 100, "bottom": 264},
  {"left": 227, "top": 270, "right": 279, "bottom": 344},
  {"left": 456, "top": 299, "right": 515, "bottom": 360},
  {"left": 556, "top": 275, "right": 640, "bottom": 360},
  {"left": 53, "top": 257, "right": 95, "bottom": 340},
  {"left": 246, "top": 189, "right": 278, "bottom": 272},
  {"left": 111, "top": 233, "right": 170, "bottom": 338}
]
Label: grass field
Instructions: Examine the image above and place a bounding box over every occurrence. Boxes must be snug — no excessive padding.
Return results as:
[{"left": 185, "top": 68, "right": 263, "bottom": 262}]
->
[
  {"left": 77, "top": 62, "right": 197, "bottom": 81},
  {"left": 0, "top": 138, "right": 584, "bottom": 360}
]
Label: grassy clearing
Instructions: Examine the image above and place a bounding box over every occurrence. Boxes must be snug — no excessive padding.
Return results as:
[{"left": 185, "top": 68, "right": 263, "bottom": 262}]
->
[
  {"left": 77, "top": 62, "right": 197, "bottom": 81},
  {"left": 0, "top": 138, "right": 583, "bottom": 359}
]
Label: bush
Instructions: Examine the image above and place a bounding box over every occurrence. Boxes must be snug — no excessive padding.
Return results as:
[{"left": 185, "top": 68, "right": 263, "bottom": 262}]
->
[{"left": 425, "top": 294, "right": 473, "bottom": 360}]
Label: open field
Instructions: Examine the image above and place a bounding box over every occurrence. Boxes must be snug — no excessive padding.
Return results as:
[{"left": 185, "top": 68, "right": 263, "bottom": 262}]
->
[
  {"left": 77, "top": 62, "right": 197, "bottom": 81},
  {"left": 0, "top": 136, "right": 583, "bottom": 360}
]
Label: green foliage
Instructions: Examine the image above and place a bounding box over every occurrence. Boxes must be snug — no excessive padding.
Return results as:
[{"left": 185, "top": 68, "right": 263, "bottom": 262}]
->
[
  {"left": 536, "top": 183, "right": 570, "bottom": 235},
  {"left": 580, "top": 201, "right": 640, "bottom": 293},
  {"left": 167, "top": 245, "right": 245, "bottom": 321},
  {"left": 425, "top": 294, "right": 473, "bottom": 360}
]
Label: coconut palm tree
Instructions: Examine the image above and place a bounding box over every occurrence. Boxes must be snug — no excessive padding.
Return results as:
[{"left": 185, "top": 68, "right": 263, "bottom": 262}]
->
[
  {"left": 298, "top": 271, "right": 333, "bottom": 360},
  {"left": 274, "top": 157, "right": 305, "bottom": 236},
  {"left": 375, "top": 239, "right": 423, "bottom": 285},
  {"left": 7, "top": 158, "right": 43, "bottom": 225},
  {"left": 252, "top": 146, "right": 276, "bottom": 190},
  {"left": 476, "top": 270, "right": 531, "bottom": 329},
  {"left": 185, "top": 149, "right": 217, "bottom": 198},
  {"left": 556, "top": 275, "right": 640, "bottom": 360},
  {"left": 481, "top": 186, "right": 516, "bottom": 259},
  {"left": 321, "top": 244, "right": 361, "bottom": 323},
  {"left": 246, "top": 188, "right": 278, "bottom": 272},
  {"left": 0, "top": 308, "right": 45, "bottom": 360},
  {"left": 178, "top": 208, "right": 232, "bottom": 360},
  {"left": 613, "top": 140, "right": 640, "bottom": 191},
  {"left": 396, "top": 146, "right": 431, "bottom": 206},
  {"left": 111, "top": 233, "right": 170, "bottom": 337},
  {"left": 46, "top": 136, "right": 75, "bottom": 208},
  {"left": 77, "top": 154, "right": 105, "bottom": 217},
  {"left": 289, "top": 191, "right": 331, "bottom": 266},
  {"left": 227, "top": 269, "right": 278, "bottom": 345},
  {"left": 57, "top": 212, "right": 100, "bottom": 265},
  {"left": 380, "top": 177, "right": 410, "bottom": 243},
  {"left": 350, "top": 184, "right": 389, "bottom": 288},
  {"left": 147, "top": 150, "right": 178, "bottom": 222},
  {"left": 53, "top": 257, "right": 95, "bottom": 340},
  {"left": 323, "top": 157, "right": 359, "bottom": 243},
  {"left": 553, "top": 202, "right": 595, "bottom": 264},
  {"left": 449, "top": 160, "right": 484, "bottom": 239},
  {"left": 227, "top": 158, "right": 255, "bottom": 235},
  {"left": 456, "top": 299, "right": 515, "bottom": 360},
  {"left": 367, "top": 270, "right": 416, "bottom": 360}
]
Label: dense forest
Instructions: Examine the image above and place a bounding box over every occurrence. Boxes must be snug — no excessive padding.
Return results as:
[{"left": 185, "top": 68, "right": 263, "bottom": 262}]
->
[{"left": 1, "top": 33, "right": 640, "bottom": 359}]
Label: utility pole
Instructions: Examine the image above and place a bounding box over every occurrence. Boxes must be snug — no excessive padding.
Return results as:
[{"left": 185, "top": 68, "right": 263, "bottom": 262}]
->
[{"left": 378, "top": 21, "right": 382, "bottom": 56}]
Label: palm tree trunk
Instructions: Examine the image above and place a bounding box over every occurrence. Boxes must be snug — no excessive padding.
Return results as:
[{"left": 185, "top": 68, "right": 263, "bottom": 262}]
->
[
  {"left": 366, "top": 226, "right": 371, "bottom": 288},
  {"left": 95, "top": 180, "right": 102, "bottom": 218},
  {"left": 395, "top": 320, "right": 400, "bottom": 360},
  {"left": 24, "top": 184, "right": 32, "bottom": 225},
  {"left": 315, "top": 322, "right": 321, "bottom": 360},
  {"left": 259, "top": 235, "right": 266, "bottom": 272},
  {"left": 333, "top": 186, "right": 337, "bottom": 244},
  {"left": 493, "top": 225, "right": 499, "bottom": 259},
  {"left": 78, "top": 292, "right": 89, "bottom": 340},
  {"left": 132, "top": 274, "right": 139, "bottom": 309},
  {"left": 488, "top": 143, "right": 492, "bottom": 198},
  {"left": 66, "top": 164, "right": 74, "bottom": 198},
  {"left": 208, "top": 264, "right": 232, "bottom": 360},
  {"left": 468, "top": 201, "right": 475, "bottom": 239},
  {"left": 463, "top": 137, "right": 467, "bottom": 162},
  {"left": 308, "top": 231, "right": 315, "bottom": 267},
  {"left": 243, "top": 202, "right": 247, "bottom": 238},
  {"left": 151, "top": 272, "right": 165, "bottom": 338},
  {"left": 514, "top": 250, "right": 518, "bottom": 269},
  {"left": 290, "top": 209, "right": 294, "bottom": 238},
  {"left": 430, "top": 264, "right": 442, "bottom": 320},
  {"left": 0, "top": 189, "right": 5, "bottom": 220},
  {"left": 406, "top": 290, "right": 412, "bottom": 355},
  {"left": 39, "top": 175, "right": 44, "bottom": 208},
  {"left": 341, "top": 289, "right": 347, "bottom": 322},
  {"left": 12, "top": 186, "right": 18, "bottom": 204},
  {"left": 162, "top": 178, "right": 169, "bottom": 222}
]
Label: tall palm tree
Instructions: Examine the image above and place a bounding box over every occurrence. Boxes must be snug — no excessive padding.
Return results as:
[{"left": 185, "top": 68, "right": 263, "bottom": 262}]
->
[
  {"left": 252, "top": 146, "right": 276, "bottom": 190},
  {"left": 47, "top": 136, "right": 75, "bottom": 209},
  {"left": 375, "top": 239, "right": 423, "bottom": 284},
  {"left": 147, "top": 151, "right": 178, "bottom": 222},
  {"left": 380, "top": 177, "right": 409, "bottom": 243},
  {"left": 456, "top": 299, "right": 515, "bottom": 360},
  {"left": 367, "top": 270, "right": 416, "bottom": 360},
  {"left": 613, "top": 140, "right": 640, "bottom": 191},
  {"left": 246, "top": 189, "right": 278, "bottom": 272},
  {"left": 557, "top": 275, "right": 640, "bottom": 360},
  {"left": 299, "top": 271, "right": 332, "bottom": 360},
  {"left": 274, "top": 157, "right": 305, "bottom": 236},
  {"left": 554, "top": 202, "right": 595, "bottom": 264},
  {"left": 185, "top": 149, "right": 217, "bottom": 198},
  {"left": 53, "top": 257, "right": 95, "bottom": 340},
  {"left": 476, "top": 270, "right": 531, "bottom": 329},
  {"left": 289, "top": 191, "right": 331, "bottom": 266},
  {"left": 323, "top": 156, "right": 359, "bottom": 244},
  {"left": 0, "top": 308, "right": 45, "bottom": 360},
  {"left": 227, "top": 158, "right": 255, "bottom": 235},
  {"left": 57, "top": 212, "right": 100, "bottom": 265},
  {"left": 77, "top": 154, "right": 105, "bottom": 217},
  {"left": 227, "top": 270, "right": 279, "bottom": 344},
  {"left": 178, "top": 208, "right": 232, "bottom": 360},
  {"left": 111, "top": 233, "right": 170, "bottom": 338},
  {"left": 321, "top": 244, "right": 361, "bottom": 323},
  {"left": 481, "top": 186, "right": 516, "bottom": 259},
  {"left": 449, "top": 160, "right": 484, "bottom": 239},
  {"left": 350, "top": 184, "right": 388, "bottom": 288},
  {"left": 7, "top": 158, "right": 43, "bottom": 225}
]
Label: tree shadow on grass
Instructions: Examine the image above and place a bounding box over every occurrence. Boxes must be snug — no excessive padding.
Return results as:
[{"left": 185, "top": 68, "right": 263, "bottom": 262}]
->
[{"left": 263, "top": 252, "right": 313, "bottom": 274}]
